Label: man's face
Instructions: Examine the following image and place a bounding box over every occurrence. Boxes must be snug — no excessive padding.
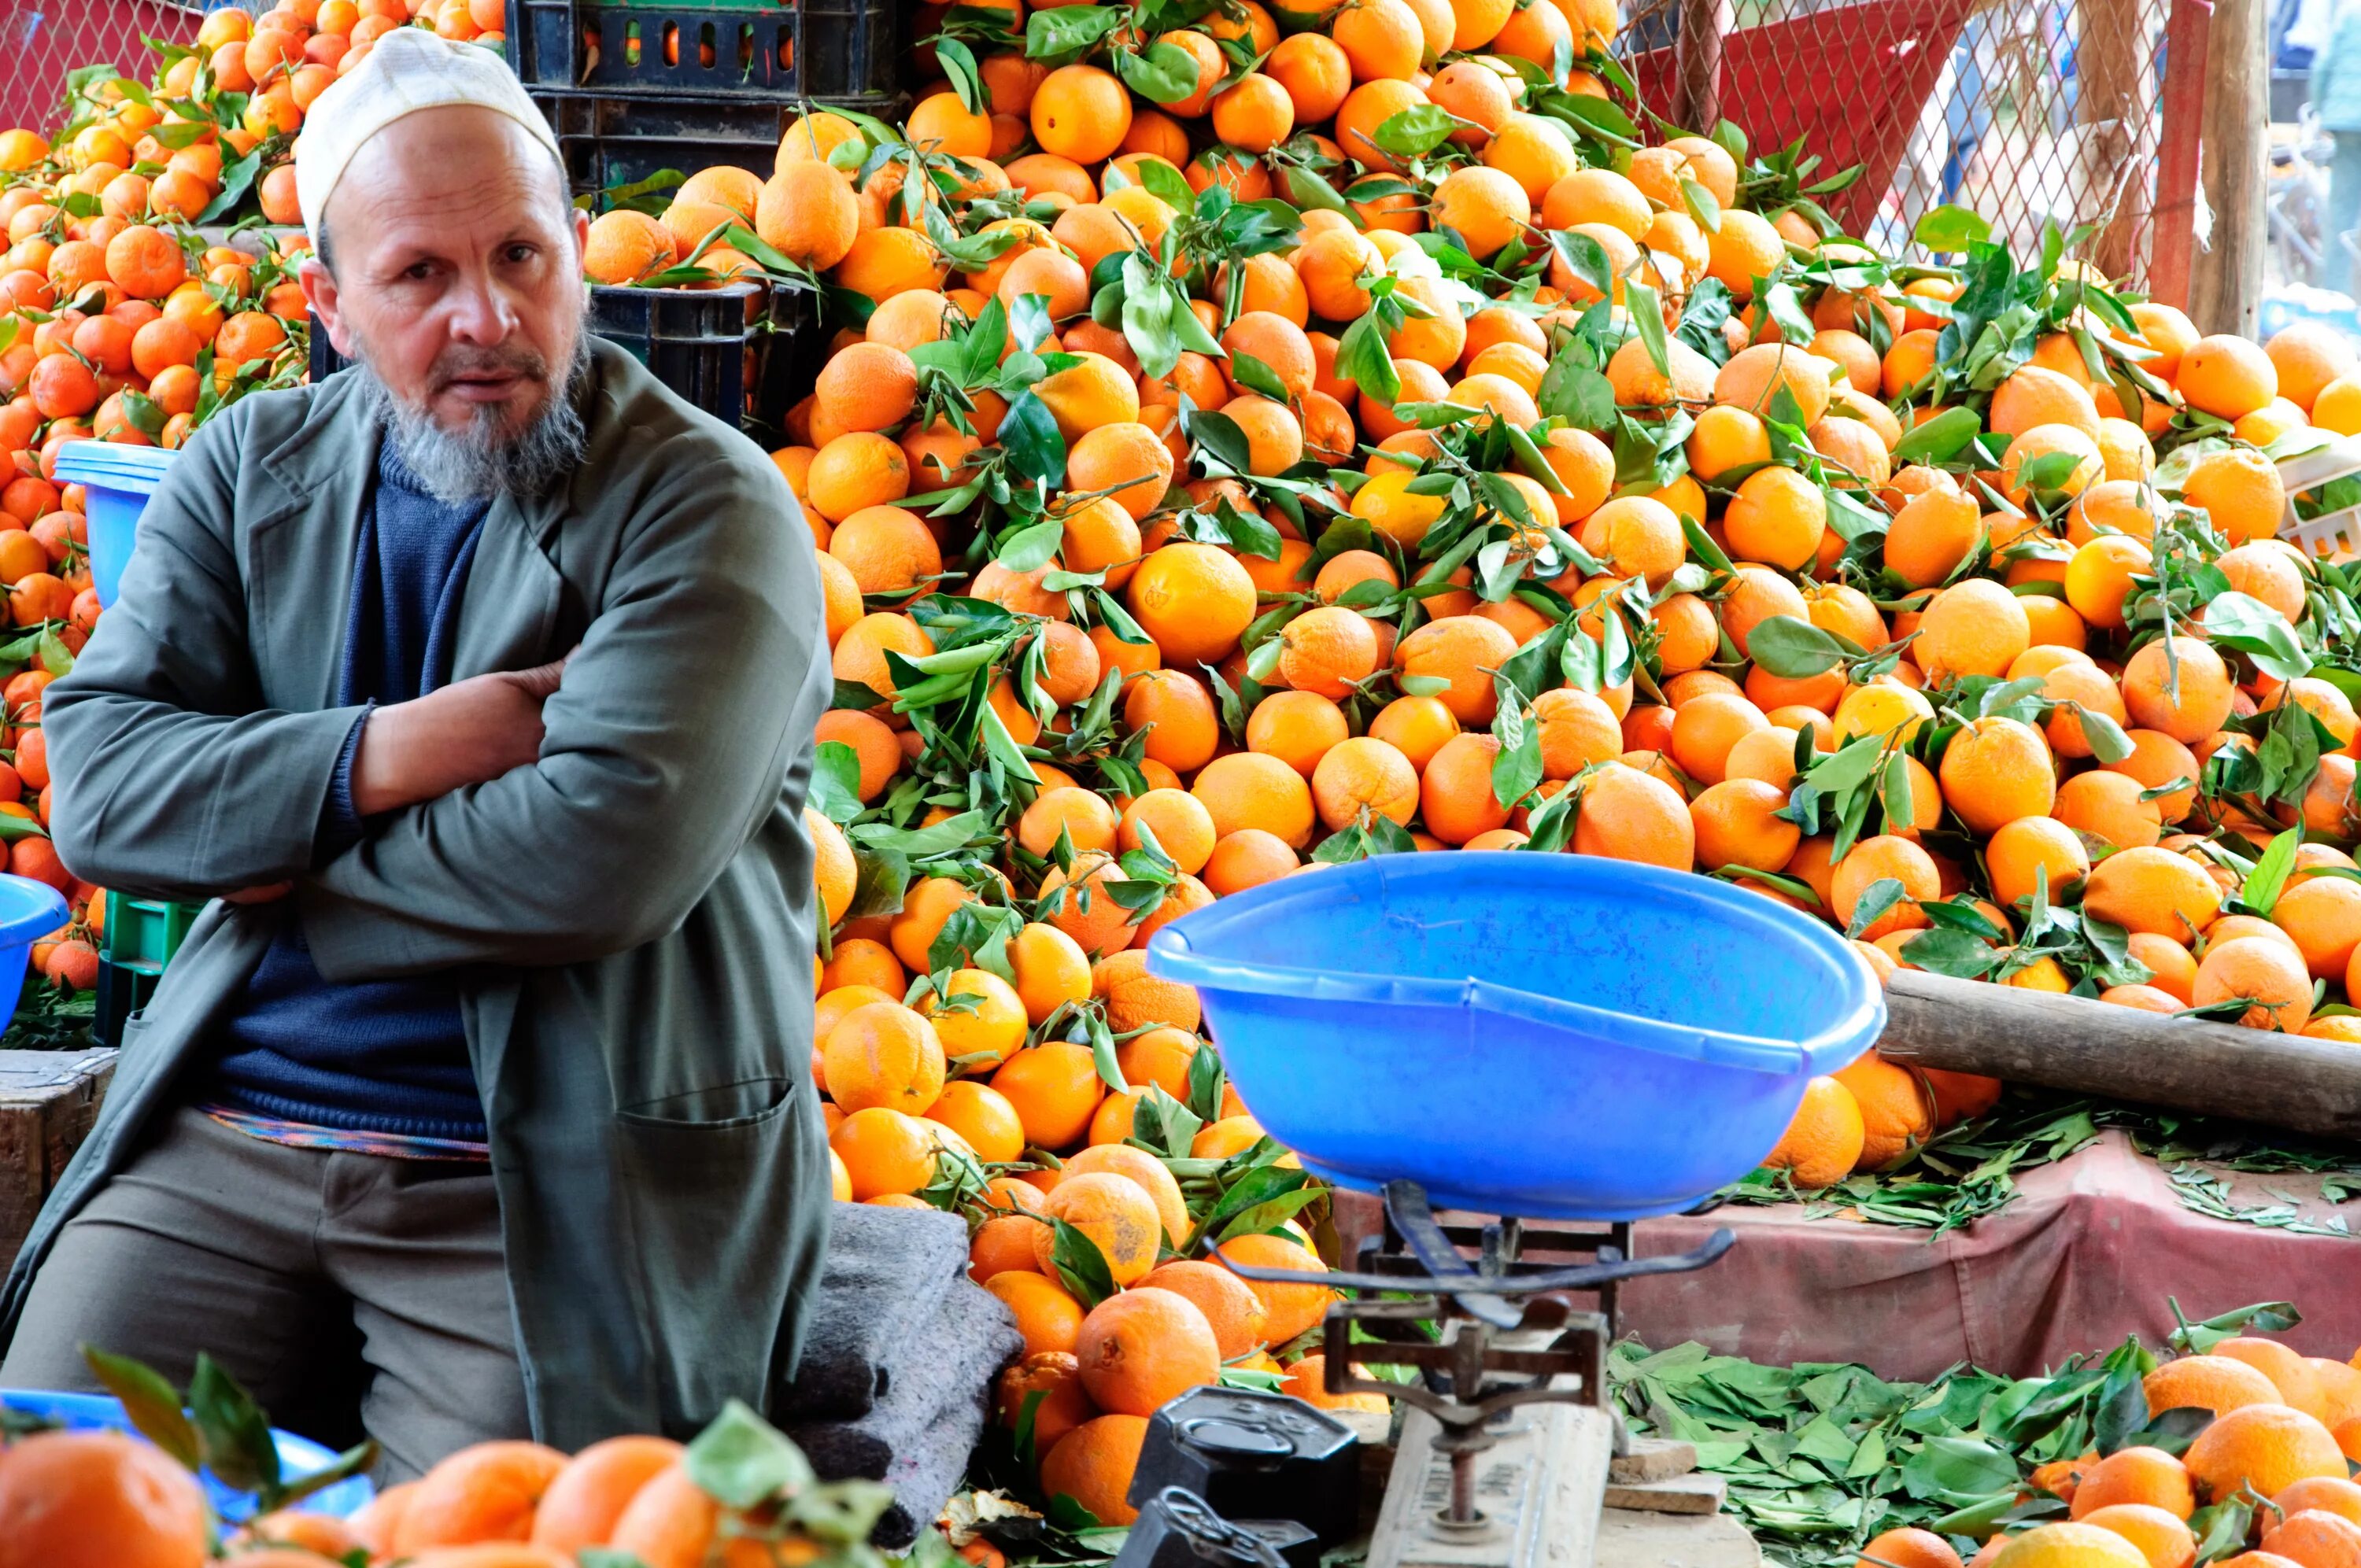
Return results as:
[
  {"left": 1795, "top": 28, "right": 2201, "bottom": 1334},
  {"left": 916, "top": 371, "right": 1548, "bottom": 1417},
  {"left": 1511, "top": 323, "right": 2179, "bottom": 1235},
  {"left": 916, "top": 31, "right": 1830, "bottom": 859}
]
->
[{"left": 301, "top": 105, "right": 588, "bottom": 442}]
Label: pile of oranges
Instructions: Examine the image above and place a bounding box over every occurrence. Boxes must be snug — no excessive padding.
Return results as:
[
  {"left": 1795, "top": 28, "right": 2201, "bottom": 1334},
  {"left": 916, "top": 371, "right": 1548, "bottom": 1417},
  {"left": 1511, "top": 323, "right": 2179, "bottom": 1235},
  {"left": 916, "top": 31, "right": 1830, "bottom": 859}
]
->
[
  {"left": 557, "top": 0, "right": 2361, "bottom": 1234},
  {"left": 0, "top": 1396, "right": 901, "bottom": 1566},
  {"left": 1858, "top": 1333, "right": 2361, "bottom": 1568},
  {"left": 50, "top": 1, "right": 480, "bottom": 231},
  {"left": 0, "top": 88, "right": 320, "bottom": 1000}
]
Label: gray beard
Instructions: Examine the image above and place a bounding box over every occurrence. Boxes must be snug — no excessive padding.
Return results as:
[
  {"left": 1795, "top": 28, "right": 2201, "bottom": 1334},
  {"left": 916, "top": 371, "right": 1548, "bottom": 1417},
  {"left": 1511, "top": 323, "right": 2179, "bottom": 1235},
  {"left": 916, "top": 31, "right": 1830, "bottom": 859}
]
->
[{"left": 351, "top": 331, "right": 593, "bottom": 505}]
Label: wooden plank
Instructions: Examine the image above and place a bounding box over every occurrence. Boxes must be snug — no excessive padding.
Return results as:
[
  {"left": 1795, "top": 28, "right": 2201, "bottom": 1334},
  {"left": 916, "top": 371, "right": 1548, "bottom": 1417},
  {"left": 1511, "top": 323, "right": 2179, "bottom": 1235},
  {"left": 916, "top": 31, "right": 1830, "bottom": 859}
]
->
[
  {"left": 1876, "top": 971, "right": 2361, "bottom": 1139},
  {"left": 1369, "top": 1399, "right": 1613, "bottom": 1568},
  {"left": 0, "top": 1049, "right": 116, "bottom": 1275},
  {"left": 1596, "top": 1507, "right": 1763, "bottom": 1568},
  {"left": 2189, "top": 0, "right": 2267, "bottom": 335}
]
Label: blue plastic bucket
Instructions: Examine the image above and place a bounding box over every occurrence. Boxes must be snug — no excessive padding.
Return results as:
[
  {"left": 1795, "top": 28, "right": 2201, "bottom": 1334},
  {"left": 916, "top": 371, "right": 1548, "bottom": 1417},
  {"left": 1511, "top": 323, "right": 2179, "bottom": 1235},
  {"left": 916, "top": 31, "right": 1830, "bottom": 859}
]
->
[
  {"left": 53, "top": 442, "right": 179, "bottom": 608},
  {"left": 1146, "top": 854, "right": 1886, "bottom": 1220},
  {"left": 0, "top": 872, "right": 68, "bottom": 1019},
  {"left": 0, "top": 1389, "right": 375, "bottom": 1521}
]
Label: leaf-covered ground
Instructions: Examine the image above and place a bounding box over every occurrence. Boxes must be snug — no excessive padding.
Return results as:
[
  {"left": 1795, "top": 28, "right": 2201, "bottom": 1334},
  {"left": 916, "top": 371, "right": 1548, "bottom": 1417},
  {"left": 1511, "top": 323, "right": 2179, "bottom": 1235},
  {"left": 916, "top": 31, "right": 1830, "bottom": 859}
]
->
[
  {"left": 1714, "top": 1090, "right": 2361, "bottom": 1237},
  {"left": 1610, "top": 1304, "right": 2304, "bottom": 1568}
]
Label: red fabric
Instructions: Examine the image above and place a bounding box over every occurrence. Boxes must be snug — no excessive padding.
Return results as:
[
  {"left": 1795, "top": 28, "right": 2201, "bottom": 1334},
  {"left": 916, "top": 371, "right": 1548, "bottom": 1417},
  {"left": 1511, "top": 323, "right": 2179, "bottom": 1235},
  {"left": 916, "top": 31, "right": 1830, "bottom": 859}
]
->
[
  {"left": 1331, "top": 1133, "right": 2361, "bottom": 1382},
  {"left": 1620, "top": 1132, "right": 2361, "bottom": 1379}
]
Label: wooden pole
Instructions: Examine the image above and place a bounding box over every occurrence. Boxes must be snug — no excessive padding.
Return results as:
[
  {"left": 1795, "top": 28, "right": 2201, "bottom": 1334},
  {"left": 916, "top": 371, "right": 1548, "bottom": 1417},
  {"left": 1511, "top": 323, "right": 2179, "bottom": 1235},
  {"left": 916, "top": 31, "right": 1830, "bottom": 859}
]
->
[
  {"left": 2082, "top": 0, "right": 2154, "bottom": 279},
  {"left": 2149, "top": 0, "right": 2215, "bottom": 308},
  {"left": 1672, "top": 0, "right": 1731, "bottom": 134},
  {"left": 1875, "top": 971, "right": 2361, "bottom": 1141},
  {"left": 2188, "top": 0, "right": 2268, "bottom": 334}
]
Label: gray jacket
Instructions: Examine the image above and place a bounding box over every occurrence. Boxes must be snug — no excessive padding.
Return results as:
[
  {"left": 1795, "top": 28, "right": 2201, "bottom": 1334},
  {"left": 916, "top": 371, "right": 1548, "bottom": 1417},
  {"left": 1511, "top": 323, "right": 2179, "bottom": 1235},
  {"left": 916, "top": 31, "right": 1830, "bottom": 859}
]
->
[{"left": 3, "top": 340, "right": 833, "bottom": 1448}]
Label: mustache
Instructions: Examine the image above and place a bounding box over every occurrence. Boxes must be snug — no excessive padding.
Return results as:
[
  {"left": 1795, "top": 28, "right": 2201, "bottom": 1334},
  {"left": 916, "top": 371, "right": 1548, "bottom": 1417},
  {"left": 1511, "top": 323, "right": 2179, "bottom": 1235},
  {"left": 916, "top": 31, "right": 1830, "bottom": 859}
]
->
[{"left": 430, "top": 341, "right": 551, "bottom": 393}]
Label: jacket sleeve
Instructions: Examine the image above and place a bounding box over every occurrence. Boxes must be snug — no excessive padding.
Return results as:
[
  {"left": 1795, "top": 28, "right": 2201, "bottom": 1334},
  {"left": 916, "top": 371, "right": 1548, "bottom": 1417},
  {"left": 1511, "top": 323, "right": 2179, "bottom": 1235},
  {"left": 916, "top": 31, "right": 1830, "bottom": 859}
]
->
[
  {"left": 42, "top": 405, "right": 368, "bottom": 900},
  {"left": 295, "top": 452, "right": 828, "bottom": 977}
]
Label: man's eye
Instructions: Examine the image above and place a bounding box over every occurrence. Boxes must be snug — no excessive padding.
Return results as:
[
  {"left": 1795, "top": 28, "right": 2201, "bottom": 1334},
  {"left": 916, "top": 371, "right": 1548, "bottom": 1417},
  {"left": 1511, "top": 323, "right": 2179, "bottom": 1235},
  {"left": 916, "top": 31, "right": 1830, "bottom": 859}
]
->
[
  {"left": 506, "top": 245, "right": 538, "bottom": 264},
  {"left": 402, "top": 262, "right": 435, "bottom": 281}
]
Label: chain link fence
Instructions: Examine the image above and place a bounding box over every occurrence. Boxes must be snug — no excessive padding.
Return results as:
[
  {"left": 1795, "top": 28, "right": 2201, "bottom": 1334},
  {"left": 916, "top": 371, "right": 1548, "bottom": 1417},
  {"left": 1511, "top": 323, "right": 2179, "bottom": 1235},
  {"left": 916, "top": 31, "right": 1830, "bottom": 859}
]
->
[
  {"left": 1616, "top": 0, "right": 2206, "bottom": 299},
  {"left": 0, "top": 0, "right": 202, "bottom": 138}
]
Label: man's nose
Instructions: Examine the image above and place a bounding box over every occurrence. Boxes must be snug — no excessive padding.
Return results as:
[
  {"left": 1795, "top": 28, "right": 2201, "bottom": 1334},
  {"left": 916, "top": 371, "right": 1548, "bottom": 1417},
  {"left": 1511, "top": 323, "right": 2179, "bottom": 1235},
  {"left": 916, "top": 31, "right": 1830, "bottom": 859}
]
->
[{"left": 445, "top": 267, "right": 516, "bottom": 345}]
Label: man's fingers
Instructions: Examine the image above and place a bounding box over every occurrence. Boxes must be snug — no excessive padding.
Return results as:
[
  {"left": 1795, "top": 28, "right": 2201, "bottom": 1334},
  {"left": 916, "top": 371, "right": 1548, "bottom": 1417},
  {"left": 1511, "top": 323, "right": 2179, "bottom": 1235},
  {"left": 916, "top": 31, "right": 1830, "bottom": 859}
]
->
[
  {"left": 224, "top": 883, "right": 293, "bottom": 905},
  {"left": 508, "top": 655, "right": 571, "bottom": 699}
]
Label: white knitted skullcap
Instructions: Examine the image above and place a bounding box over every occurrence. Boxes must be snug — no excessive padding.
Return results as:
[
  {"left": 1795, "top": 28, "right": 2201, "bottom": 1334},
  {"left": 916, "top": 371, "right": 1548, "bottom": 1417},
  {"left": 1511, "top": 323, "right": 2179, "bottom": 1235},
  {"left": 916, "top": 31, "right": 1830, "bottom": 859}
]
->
[{"left": 292, "top": 30, "right": 563, "bottom": 244}]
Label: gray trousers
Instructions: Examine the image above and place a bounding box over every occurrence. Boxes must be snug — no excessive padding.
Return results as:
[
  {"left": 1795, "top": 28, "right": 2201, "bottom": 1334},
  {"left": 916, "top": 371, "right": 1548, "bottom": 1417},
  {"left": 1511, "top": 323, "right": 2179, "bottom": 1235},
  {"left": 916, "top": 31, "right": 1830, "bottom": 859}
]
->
[
  {"left": 0, "top": 1106, "right": 529, "bottom": 1481},
  {"left": 2330, "top": 130, "right": 2361, "bottom": 297}
]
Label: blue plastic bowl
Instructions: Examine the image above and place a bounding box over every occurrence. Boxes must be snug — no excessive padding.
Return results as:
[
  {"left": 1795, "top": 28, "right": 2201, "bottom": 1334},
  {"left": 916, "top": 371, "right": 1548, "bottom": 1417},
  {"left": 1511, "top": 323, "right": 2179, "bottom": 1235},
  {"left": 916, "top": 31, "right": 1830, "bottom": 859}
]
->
[
  {"left": 0, "top": 873, "right": 68, "bottom": 1019},
  {"left": 0, "top": 1389, "right": 375, "bottom": 1520},
  {"left": 52, "top": 442, "right": 178, "bottom": 608},
  {"left": 1145, "top": 853, "right": 1886, "bottom": 1220}
]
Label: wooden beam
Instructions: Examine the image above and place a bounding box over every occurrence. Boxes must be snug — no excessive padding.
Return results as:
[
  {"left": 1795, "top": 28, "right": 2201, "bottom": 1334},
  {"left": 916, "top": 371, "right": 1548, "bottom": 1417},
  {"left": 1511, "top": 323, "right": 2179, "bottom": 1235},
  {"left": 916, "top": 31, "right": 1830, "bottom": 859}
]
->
[
  {"left": 0, "top": 1050, "right": 114, "bottom": 1274},
  {"left": 1875, "top": 971, "right": 2361, "bottom": 1140},
  {"left": 2188, "top": 0, "right": 2267, "bottom": 334}
]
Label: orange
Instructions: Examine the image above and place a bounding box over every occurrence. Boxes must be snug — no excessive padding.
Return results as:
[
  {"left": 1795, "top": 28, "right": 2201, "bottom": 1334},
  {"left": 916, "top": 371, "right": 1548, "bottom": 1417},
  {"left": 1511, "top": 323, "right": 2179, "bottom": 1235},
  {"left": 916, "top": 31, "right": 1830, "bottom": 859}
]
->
[
  {"left": 992, "top": 1040, "right": 1107, "bottom": 1148},
  {"left": 1092, "top": 947, "right": 1203, "bottom": 1035},
  {"left": 1760, "top": 1075, "right": 1865, "bottom": 1189},
  {"left": 1040, "top": 1415, "right": 1151, "bottom": 1527},
  {"left": 2071, "top": 1448, "right": 2197, "bottom": 1521},
  {"left": 1831, "top": 835, "right": 1939, "bottom": 940},
  {"left": 1033, "top": 65, "right": 1133, "bottom": 164},
  {"left": 1988, "top": 1525, "right": 2149, "bottom": 1568},
  {"left": 2193, "top": 936, "right": 2313, "bottom": 1032},
  {"left": 830, "top": 1106, "right": 939, "bottom": 1199},
  {"left": 1277, "top": 605, "right": 1380, "bottom": 698},
  {"left": 998, "top": 1350, "right": 1095, "bottom": 1454},
  {"left": 1074, "top": 1286, "right": 1222, "bottom": 1416},
  {"left": 2272, "top": 876, "right": 2361, "bottom": 982},
  {"left": 1832, "top": 1050, "right": 1934, "bottom": 1170},
  {"left": 985, "top": 1270, "right": 1087, "bottom": 1357},
  {"left": 2078, "top": 1507, "right": 2197, "bottom": 1568},
  {"left": 2261, "top": 1511, "right": 2361, "bottom": 1568},
  {"left": 2180, "top": 446, "right": 2286, "bottom": 545},
  {"left": 582, "top": 209, "right": 677, "bottom": 285},
  {"left": 2275, "top": 1479, "right": 2361, "bottom": 1529},
  {"left": 1214, "top": 1232, "right": 1334, "bottom": 1343},
  {"left": 2053, "top": 770, "right": 2163, "bottom": 851},
  {"left": 1858, "top": 1529, "right": 1966, "bottom": 1568},
  {"left": 1032, "top": 1171, "right": 1162, "bottom": 1285},
  {"left": 2176, "top": 334, "right": 2278, "bottom": 419},
  {"left": 1938, "top": 716, "right": 2054, "bottom": 833},
  {"left": 1203, "top": 829, "right": 1299, "bottom": 895},
  {"left": 392, "top": 1441, "right": 570, "bottom": 1551},
  {"left": 1572, "top": 765, "right": 1694, "bottom": 870},
  {"left": 1061, "top": 1143, "right": 1189, "bottom": 1245},
  {"left": 2122, "top": 637, "right": 2234, "bottom": 744},
  {"left": 1917, "top": 578, "right": 2032, "bottom": 681},
  {"left": 2087, "top": 850, "right": 2210, "bottom": 935},
  {"left": 1126, "top": 543, "right": 1256, "bottom": 666},
  {"left": 0, "top": 1430, "right": 210, "bottom": 1568},
  {"left": 529, "top": 1436, "right": 684, "bottom": 1552},
  {"left": 926, "top": 1081, "right": 1026, "bottom": 1164},
  {"left": 2147, "top": 1354, "right": 2293, "bottom": 1419},
  {"left": 2185, "top": 1404, "right": 2348, "bottom": 1502},
  {"left": 2204, "top": 1341, "right": 2324, "bottom": 1421},
  {"left": 1395, "top": 615, "right": 1519, "bottom": 725},
  {"left": 1137, "top": 1260, "right": 1271, "bottom": 1357}
]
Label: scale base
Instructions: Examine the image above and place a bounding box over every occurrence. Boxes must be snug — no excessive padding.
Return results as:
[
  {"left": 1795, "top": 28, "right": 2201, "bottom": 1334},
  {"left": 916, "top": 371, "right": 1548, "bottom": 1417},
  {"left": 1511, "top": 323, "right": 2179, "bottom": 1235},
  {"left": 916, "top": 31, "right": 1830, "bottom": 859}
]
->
[{"left": 1369, "top": 1400, "right": 1614, "bottom": 1568}]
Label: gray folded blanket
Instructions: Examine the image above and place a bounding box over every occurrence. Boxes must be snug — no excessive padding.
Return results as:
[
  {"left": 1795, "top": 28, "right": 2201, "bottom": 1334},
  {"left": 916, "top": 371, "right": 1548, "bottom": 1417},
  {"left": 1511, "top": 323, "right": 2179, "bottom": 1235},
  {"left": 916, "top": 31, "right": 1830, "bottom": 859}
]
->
[
  {"left": 777, "top": 1202, "right": 973, "bottom": 1421},
  {"left": 786, "top": 1274, "right": 1022, "bottom": 1551}
]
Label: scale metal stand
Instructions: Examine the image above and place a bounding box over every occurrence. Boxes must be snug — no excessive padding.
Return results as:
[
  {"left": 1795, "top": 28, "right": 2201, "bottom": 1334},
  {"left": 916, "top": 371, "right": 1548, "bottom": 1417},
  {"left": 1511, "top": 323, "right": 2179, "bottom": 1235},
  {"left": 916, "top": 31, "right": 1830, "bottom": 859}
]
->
[{"left": 1226, "top": 1181, "right": 1735, "bottom": 1568}]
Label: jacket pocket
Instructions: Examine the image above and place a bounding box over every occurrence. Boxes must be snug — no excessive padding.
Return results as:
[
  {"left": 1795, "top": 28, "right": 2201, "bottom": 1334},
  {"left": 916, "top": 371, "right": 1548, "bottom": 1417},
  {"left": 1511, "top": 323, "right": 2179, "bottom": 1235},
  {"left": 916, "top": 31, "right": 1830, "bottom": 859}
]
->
[{"left": 611, "top": 1075, "right": 826, "bottom": 1430}]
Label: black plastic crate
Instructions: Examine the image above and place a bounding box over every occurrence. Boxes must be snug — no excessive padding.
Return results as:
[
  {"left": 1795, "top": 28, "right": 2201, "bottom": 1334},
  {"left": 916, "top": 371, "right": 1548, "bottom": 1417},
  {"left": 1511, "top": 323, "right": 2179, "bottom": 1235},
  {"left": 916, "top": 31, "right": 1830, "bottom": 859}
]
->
[
  {"left": 504, "top": 0, "right": 900, "bottom": 102},
  {"left": 307, "top": 279, "right": 823, "bottom": 441},
  {"left": 526, "top": 88, "right": 904, "bottom": 199}
]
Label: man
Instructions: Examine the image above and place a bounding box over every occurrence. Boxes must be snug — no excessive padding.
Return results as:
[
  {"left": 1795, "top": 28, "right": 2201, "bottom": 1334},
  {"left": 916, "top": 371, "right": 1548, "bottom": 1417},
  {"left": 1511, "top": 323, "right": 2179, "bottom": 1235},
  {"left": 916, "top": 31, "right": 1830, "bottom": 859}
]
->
[{"left": 0, "top": 30, "right": 833, "bottom": 1474}]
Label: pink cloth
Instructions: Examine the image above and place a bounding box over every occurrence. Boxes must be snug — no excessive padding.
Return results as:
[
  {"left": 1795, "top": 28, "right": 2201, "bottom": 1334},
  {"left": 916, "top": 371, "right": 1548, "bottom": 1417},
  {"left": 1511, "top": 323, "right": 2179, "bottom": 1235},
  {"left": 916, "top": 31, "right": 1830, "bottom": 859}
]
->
[
  {"left": 1331, "top": 1132, "right": 2361, "bottom": 1382},
  {"left": 1620, "top": 1131, "right": 2361, "bottom": 1378}
]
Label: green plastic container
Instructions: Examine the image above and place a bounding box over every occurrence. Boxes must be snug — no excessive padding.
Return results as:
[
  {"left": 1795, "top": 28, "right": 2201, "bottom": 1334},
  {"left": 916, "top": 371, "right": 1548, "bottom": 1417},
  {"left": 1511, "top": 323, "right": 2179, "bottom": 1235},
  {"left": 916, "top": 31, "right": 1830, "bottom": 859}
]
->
[{"left": 94, "top": 892, "right": 203, "bottom": 1048}]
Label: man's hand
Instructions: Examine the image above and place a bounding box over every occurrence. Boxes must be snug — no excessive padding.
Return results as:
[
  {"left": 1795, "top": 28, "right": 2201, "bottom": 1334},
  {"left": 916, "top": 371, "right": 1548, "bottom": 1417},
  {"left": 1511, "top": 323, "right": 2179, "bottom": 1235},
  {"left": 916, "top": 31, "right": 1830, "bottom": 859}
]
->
[{"left": 350, "top": 655, "right": 571, "bottom": 817}]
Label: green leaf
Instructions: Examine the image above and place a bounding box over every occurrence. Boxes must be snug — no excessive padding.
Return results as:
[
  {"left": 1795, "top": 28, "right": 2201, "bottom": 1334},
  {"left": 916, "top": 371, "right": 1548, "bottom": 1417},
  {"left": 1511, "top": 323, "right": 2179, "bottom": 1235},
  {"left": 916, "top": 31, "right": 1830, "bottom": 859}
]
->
[
  {"left": 998, "top": 390, "right": 1068, "bottom": 485},
  {"left": 1229, "top": 349, "right": 1291, "bottom": 403},
  {"left": 1894, "top": 405, "right": 1984, "bottom": 463},
  {"left": 1112, "top": 39, "right": 1202, "bottom": 104},
  {"left": 1901, "top": 1434, "right": 2019, "bottom": 1500},
  {"left": 810, "top": 740, "right": 865, "bottom": 826},
  {"left": 2242, "top": 828, "right": 2302, "bottom": 916},
  {"left": 79, "top": 1347, "right": 199, "bottom": 1470},
  {"left": 1335, "top": 310, "right": 1401, "bottom": 408},
  {"left": 1745, "top": 614, "right": 1856, "bottom": 678},
  {"left": 684, "top": 1398, "right": 815, "bottom": 1510},
  {"left": 188, "top": 1353, "right": 279, "bottom": 1495},
  {"left": 1843, "top": 877, "right": 1908, "bottom": 940},
  {"left": 1024, "top": 4, "right": 1123, "bottom": 61},
  {"left": 2204, "top": 592, "right": 2313, "bottom": 684},
  {"left": 1914, "top": 205, "right": 1993, "bottom": 250},
  {"left": 1373, "top": 104, "right": 1464, "bottom": 157},
  {"left": 1214, "top": 1183, "right": 1326, "bottom": 1243},
  {"left": 1047, "top": 1215, "right": 1121, "bottom": 1307},
  {"left": 996, "top": 515, "right": 1066, "bottom": 573}
]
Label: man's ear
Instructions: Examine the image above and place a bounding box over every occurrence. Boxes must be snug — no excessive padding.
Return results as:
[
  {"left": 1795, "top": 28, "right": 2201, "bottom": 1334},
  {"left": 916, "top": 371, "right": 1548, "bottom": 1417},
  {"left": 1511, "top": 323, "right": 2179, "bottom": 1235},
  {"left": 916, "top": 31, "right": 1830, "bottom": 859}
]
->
[{"left": 297, "top": 256, "right": 354, "bottom": 361}]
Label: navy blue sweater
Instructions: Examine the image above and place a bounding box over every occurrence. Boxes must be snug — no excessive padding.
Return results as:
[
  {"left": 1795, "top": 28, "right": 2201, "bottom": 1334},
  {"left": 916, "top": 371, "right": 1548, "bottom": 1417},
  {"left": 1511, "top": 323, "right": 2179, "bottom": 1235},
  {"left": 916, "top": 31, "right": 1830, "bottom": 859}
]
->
[{"left": 205, "top": 443, "right": 490, "bottom": 1140}]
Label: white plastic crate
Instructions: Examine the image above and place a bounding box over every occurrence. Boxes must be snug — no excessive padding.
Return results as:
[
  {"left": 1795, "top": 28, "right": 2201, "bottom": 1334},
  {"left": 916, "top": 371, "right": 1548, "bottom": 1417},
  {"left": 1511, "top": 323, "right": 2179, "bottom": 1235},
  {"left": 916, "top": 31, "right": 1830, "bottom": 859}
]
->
[{"left": 2277, "top": 431, "right": 2361, "bottom": 558}]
